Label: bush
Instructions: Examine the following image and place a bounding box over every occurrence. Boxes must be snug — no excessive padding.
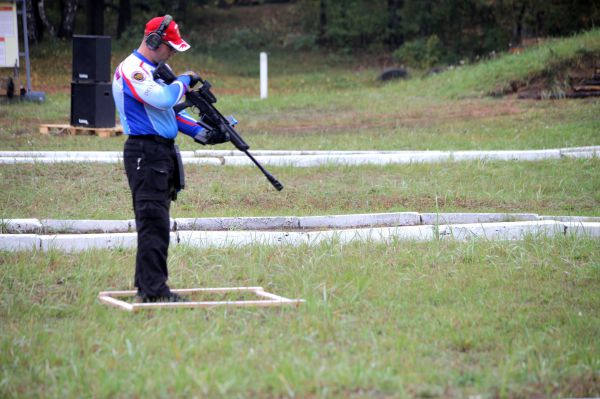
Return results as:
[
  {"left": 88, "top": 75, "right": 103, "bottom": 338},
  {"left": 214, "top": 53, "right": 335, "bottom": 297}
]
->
[{"left": 392, "top": 35, "right": 444, "bottom": 68}]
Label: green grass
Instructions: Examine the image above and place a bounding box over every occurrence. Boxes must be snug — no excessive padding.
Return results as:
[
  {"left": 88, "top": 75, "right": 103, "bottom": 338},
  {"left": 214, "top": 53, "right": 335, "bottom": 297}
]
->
[
  {"left": 1, "top": 158, "right": 598, "bottom": 220},
  {"left": 408, "top": 29, "right": 600, "bottom": 98},
  {"left": 1, "top": 237, "right": 599, "bottom": 398}
]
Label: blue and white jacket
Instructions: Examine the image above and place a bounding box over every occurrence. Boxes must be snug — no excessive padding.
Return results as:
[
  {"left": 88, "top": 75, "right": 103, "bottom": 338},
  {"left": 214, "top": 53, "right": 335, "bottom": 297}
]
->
[{"left": 112, "top": 50, "right": 203, "bottom": 139}]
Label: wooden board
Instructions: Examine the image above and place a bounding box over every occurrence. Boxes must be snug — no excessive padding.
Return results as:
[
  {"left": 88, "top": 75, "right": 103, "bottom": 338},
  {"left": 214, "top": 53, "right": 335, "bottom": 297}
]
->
[
  {"left": 98, "top": 286, "right": 305, "bottom": 312},
  {"left": 573, "top": 85, "right": 600, "bottom": 92},
  {"left": 39, "top": 124, "right": 123, "bottom": 138}
]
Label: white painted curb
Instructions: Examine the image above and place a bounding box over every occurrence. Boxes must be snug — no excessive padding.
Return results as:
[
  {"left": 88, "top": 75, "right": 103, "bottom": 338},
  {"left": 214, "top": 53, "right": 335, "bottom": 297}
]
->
[
  {"left": 39, "top": 233, "right": 137, "bottom": 251},
  {"left": 175, "top": 216, "right": 300, "bottom": 231},
  {"left": 298, "top": 212, "right": 420, "bottom": 229},
  {"left": 0, "top": 234, "right": 40, "bottom": 251},
  {"left": 2, "top": 219, "right": 43, "bottom": 233},
  {"left": 451, "top": 150, "right": 561, "bottom": 161},
  {"left": 2, "top": 221, "right": 599, "bottom": 252},
  {"left": 40, "top": 219, "right": 135, "bottom": 233},
  {"left": 1, "top": 146, "right": 597, "bottom": 165},
  {"left": 420, "top": 212, "right": 539, "bottom": 225},
  {"left": 561, "top": 151, "right": 600, "bottom": 159},
  {"left": 539, "top": 215, "right": 600, "bottom": 223},
  {"left": 562, "top": 222, "right": 600, "bottom": 238},
  {"left": 438, "top": 220, "right": 564, "bottom": 240},
  {"left": 5, "top": 213, "right": 600, "bottom": 235}
]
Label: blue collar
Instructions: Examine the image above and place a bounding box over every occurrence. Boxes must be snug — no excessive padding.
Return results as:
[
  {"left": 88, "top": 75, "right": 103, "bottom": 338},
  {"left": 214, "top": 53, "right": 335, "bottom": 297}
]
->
[{"left": 133, "top": 50, "right": 156, "bottom": 68}]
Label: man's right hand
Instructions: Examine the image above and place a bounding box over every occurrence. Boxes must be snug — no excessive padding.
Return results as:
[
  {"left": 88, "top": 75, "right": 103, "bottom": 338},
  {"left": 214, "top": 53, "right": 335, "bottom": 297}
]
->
[{"left": 193, "top": 126, "right": 230, "bottom": 145}]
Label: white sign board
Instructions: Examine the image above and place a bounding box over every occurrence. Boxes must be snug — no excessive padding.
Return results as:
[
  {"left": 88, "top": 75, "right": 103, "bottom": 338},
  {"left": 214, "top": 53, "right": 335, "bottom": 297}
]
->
[{"left": 0, "top": 2, "right": 19, "bottom": 67}]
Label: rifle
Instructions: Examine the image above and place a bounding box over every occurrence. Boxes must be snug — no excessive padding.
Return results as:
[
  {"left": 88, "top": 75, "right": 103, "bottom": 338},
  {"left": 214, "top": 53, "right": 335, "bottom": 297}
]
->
[{"left": 154, "top": 62, "right": 284, "bottom": 191}]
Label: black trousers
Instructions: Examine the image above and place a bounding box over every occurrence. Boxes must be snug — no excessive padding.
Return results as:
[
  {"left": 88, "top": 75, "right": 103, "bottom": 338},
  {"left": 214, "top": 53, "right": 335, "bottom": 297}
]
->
[{"left": 123, "top": 136, "right": 178, "bottom": 298}]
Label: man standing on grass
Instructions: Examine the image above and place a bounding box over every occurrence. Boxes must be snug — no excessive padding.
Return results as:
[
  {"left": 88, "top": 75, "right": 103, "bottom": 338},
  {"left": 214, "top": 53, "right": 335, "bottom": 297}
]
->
[{"left": 112, "top": 15, "right": 229, "bottom": 302}]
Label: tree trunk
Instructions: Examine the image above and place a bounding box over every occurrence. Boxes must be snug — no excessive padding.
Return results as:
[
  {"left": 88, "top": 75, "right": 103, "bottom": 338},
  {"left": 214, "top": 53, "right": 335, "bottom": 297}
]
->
[
  {"left": 511, "top": 1, "right": 527, "bottom": 46},
  {"left": 177, "top": 0, "right": 187, "bottom": 14},
  {"left": 25, "top": 0, "right": 44, "bottom": 42},
  {"left": 386, "top": 0, "right": 403, "bottom": 48},
  {"left": 86, "top": 0, "right": 104, "bottom": 35},
  {"left": 117, "top": 0, "right": 131, "bottom": 39},
  {"left": 37, "top": 0, "right": 55, "bottom": 37},
  {"left": 58, "top": 0, "right": 78, "bottom": 38},
  {"left": 317, "top": 0, "right": 327, "bottom": 45}
]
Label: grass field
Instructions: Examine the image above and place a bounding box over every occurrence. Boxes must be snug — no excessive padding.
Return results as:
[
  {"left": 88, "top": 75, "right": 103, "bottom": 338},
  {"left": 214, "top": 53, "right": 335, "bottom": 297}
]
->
[
  {"left": 1, "top": 159, "right": 599, "bottom": 219},
  {"left": 1, "top": 238, "right": 599, "bottom": 398},
  {"left": 1, "top": 23, "right": 599, "bottom": 399}
]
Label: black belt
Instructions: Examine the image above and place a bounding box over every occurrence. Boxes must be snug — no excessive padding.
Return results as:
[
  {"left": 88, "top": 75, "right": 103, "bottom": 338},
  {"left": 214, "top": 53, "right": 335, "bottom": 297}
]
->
[{"left": 128, "top": 134, "right": 174, "bottom": 145}]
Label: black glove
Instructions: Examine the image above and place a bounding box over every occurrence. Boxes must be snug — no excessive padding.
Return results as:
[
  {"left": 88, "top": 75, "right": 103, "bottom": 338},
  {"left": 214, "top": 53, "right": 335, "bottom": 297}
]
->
[
  {"left": 181, "top": 71, "right": 201, "bottom": 88},
  {"left": 194, "top": 126, "right": 230, "bottom": 145}
]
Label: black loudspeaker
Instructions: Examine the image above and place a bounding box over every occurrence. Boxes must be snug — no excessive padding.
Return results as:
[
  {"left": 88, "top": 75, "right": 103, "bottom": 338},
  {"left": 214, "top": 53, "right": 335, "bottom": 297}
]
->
[
  {"left": 72, "top": 35, "right": 111, "bottom": 82},
  {"left": 71, "top": 82, "right": 115, "bottom": 128}
]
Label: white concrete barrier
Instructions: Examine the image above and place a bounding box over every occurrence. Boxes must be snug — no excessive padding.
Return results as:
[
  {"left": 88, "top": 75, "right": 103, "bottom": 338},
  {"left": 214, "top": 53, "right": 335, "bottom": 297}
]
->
[
  {"left": 222, "top": 152, "right": 452, "bottom": 167},
  {"left": 40, "top": 219, "right": 135, "bottom": 233},
  {"left": 1, "top": 147, "right": 596, "bottom": 165},
  {"left": 176, "top": 225, "right": 436, "bottom": 248},
  {"left": 0, "top": 234, "right": 40, "bottom": 251},
  {"left": 175, "top": 216, "right": 300, "bottom": 231},
  {"left": 451, "top": 150, "right": 561, "bottom": 162},
  {"left": 540, "top": 215, "right": 600, "bottom": 223},
  {"left": 0, "top": 157, "right": 120, "bottom": 164},
  {"left": 561, "top": 151, "right": 600, "bottom": 159},
  {"left": 438, "top": 220, "right": 564, "bottom": 240},
  {"left": 0, "top": 150, "right": 198, "bottom": 158},
  {"left": 0, "top": 151, "right": 121, "bottom": 158},
  {"left": 420, "top": 212, "right": 539, "bottom": 225},
  {"left": 176, "top": 230, "right": 311, "bottom": 248},
  {"left": 4, "top": 221, "right": 600, "bottom": 252},
  {"left": 2, "top": 218, "right": 43, "bottom": 233},
  {"left": 3, "top": 213, "right": 595, "bottom": 234},
  {"left": 564, "top": 222, "right": 600, "bottom": 238},
  {"left": 182, "top": 158, "right": 224, "bottom": 166},
  {"left": 39, "top": 233, "right": 138, "bottom": 251},
  {"left": 298, "top": 212, "right": 420, "bottom": 229},
  {"left": 193, "top": 150, "right": 436, "bottom": 157},
  {"left": 559, "top": 145, "right": 600, "bottom": 153},
  {"left": 330, "top": 225, "right": 436, "bottom": 243}
]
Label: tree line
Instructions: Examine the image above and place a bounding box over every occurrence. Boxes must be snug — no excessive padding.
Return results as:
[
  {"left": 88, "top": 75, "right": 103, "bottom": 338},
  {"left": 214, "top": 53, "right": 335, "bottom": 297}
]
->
[
  {"left": 24, "top": 0, "right": 598, "bottom": 65},
  {"left": 309, "top": 0, "right": 599, "bottom": 65}
]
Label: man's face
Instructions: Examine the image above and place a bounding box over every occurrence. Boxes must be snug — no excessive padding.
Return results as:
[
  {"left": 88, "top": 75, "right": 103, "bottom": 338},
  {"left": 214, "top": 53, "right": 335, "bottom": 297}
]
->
[{"left": 152, "top": 42, "right": 177, "bottom": 63}]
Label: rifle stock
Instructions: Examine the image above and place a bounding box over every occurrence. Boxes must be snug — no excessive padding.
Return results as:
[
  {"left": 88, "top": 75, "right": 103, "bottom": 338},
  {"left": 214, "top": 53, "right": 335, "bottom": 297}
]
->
[{"left": 154, "top": 62, "right": 283, "bottom": 191}]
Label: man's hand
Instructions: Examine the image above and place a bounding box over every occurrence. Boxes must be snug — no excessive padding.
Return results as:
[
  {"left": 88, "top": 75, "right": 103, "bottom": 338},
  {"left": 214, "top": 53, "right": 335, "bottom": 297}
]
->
[
  {"left": 181, "top": 71, "right": 201, "bottom": 88},
  {"left": 193, "top": 126, "right": 230, "bottom": 145}
]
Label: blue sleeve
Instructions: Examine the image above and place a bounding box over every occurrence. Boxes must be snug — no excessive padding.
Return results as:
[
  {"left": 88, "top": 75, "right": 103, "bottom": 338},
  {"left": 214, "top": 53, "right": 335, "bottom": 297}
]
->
[{"left": 176, "top": 110, "right": 204, "bottom": 138}]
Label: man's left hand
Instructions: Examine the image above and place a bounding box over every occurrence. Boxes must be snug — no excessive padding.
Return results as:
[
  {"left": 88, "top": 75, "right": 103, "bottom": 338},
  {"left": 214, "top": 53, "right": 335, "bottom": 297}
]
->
[{"left": 181, "top": 71, "right": 201, "bottom": 88}]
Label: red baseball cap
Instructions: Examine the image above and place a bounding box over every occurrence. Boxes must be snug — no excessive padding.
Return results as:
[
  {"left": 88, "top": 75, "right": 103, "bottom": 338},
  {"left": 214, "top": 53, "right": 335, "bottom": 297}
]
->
[{"left": 144, "top": 16, "right": 190, "bottom": 52}]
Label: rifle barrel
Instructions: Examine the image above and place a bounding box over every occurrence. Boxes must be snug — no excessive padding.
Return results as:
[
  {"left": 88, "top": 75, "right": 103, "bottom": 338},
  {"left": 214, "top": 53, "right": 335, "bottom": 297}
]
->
[
  {"left": 243, "top": 150, "right": 284, "bottom": 191},
  {"left": 155, "top": 63, "right": 284, "bottom": 191}
]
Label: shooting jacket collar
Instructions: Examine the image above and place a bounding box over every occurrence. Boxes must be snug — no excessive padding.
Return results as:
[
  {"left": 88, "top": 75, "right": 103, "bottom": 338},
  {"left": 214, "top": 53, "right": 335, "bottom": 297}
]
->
[{"left": 133, "top": 50, "right": 157, "bottom": 68}]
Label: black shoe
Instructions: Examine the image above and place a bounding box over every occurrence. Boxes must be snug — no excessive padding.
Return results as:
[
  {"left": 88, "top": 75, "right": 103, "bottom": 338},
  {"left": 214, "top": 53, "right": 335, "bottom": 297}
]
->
[
  {"left": 135, "top": 291, "right": 148, "bottom": 303},
  {"left": 160, "top": 292, "right": 188, "bottom": 303},
  {"left": 140, "top": 292, "right": 188, "bottom": 303}
]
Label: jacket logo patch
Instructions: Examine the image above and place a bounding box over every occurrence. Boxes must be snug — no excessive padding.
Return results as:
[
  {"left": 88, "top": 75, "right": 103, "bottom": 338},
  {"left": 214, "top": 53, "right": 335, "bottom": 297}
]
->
[{"left": 132, "top": 71, "right": 145, "bottom": 82}]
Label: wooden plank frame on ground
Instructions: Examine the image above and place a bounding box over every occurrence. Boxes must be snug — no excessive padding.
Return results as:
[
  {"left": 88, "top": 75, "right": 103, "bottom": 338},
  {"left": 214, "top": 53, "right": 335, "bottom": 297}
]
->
[
  {"left": 39, "top": 124, "right": 124, "bottom": 138},
  {"left": 98, "top": 287, "right": 305, "bottom": 312}
]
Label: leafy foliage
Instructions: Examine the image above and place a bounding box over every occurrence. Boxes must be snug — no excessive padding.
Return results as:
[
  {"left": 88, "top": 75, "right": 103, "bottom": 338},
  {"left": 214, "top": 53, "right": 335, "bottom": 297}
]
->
[
  {"left": 27, "top": 0, "right": 600, "bottom": 66},
  {"left": 392, "top": 34, "right": 444, "bottom": 68}
]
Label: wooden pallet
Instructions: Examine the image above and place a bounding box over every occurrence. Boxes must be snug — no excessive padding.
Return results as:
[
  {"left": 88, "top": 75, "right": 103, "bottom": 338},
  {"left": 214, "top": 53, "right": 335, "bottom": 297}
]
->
[{"left": 39, "top": 124, "right": 124, "bottom": 138}]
